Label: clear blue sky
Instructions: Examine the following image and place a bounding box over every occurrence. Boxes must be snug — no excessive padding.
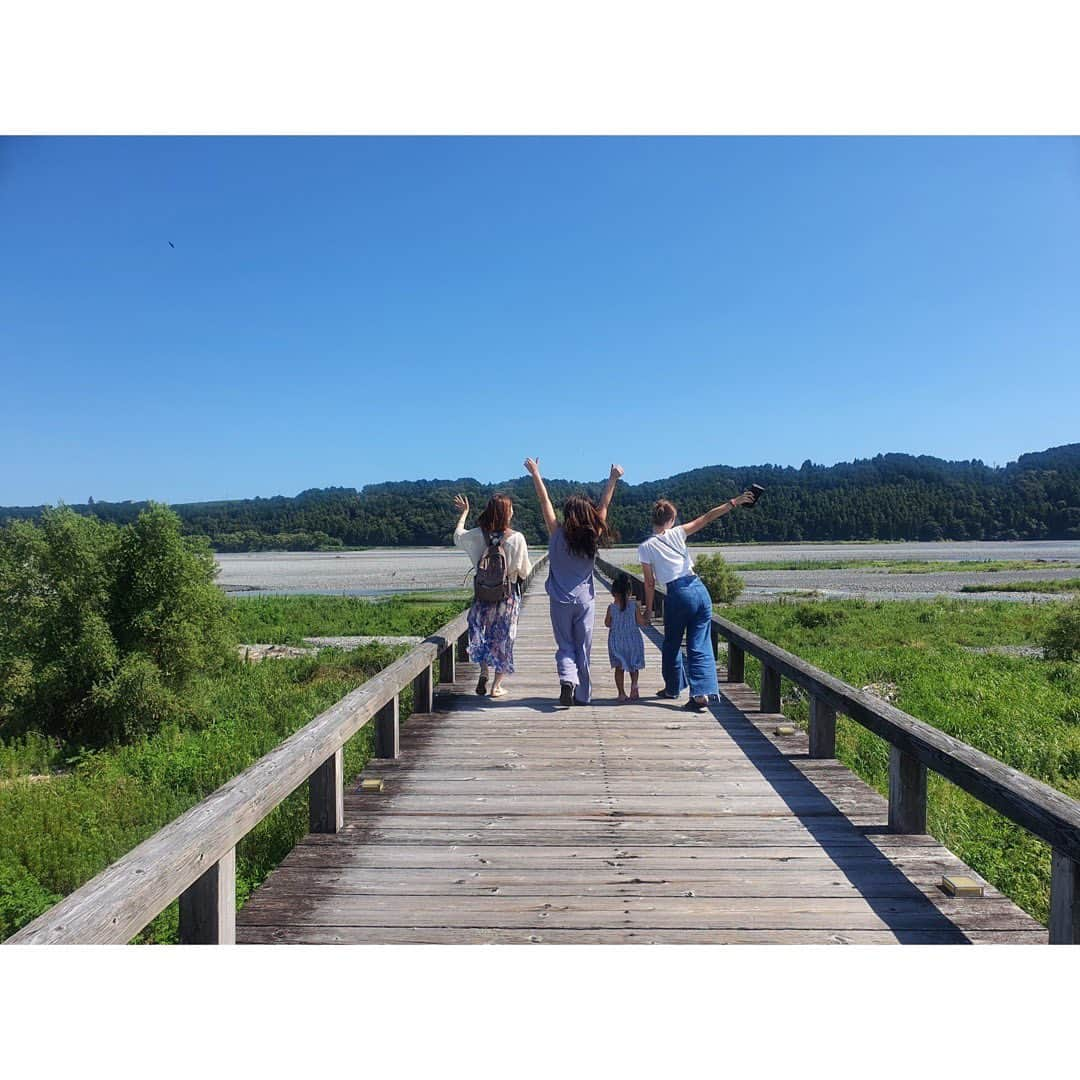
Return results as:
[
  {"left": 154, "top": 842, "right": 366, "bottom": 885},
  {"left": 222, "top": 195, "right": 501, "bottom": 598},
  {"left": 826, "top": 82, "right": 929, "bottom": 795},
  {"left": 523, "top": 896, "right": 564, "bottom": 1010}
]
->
[{"left": 2, "top": 136, "right": 1078, "bottom": 506}]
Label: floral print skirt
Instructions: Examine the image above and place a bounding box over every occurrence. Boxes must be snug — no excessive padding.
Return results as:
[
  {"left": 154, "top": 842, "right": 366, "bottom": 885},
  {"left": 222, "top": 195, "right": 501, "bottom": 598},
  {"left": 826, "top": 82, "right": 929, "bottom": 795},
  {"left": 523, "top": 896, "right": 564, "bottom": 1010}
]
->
[{"left": 467, "top": 588, "right": 520, "bottom": 674}]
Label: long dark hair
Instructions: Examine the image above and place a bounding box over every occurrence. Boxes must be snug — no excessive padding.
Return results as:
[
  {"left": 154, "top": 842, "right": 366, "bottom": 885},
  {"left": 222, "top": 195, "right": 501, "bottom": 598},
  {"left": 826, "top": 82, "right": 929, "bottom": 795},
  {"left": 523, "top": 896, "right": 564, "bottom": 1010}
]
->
[
  {"left": 562, "top": 495, "right": 610, "bottom": 559},
  {"left": 478, "top": 493, "right": 512, "bottom": 533},
  {"left": 612, "top": 572, "right": 632, "bottom": 611}
]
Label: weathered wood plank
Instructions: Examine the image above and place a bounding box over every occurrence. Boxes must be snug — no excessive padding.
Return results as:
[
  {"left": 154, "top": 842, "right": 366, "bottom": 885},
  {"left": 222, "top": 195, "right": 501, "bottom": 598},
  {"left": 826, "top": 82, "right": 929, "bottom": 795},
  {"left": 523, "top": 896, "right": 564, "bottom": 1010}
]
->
[{"left": 178, "top": 848, "right": 236, "bottom": 945}]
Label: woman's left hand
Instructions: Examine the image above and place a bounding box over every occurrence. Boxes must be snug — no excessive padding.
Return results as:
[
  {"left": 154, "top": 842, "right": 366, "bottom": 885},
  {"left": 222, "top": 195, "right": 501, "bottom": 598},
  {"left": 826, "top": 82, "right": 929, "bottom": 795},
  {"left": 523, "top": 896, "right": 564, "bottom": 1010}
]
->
[
  {"left": 610, "top": 463, "right": 624, "bottom": 480},
  {"left": 454, "top": 494, "right": 470, "bottom": 514}
]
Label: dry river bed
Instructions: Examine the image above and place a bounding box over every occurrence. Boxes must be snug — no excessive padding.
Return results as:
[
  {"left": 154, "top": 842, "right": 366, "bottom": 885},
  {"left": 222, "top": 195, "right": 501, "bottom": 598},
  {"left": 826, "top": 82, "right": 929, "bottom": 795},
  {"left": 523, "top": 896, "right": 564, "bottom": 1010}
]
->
[{"left": 216, "top": 541, "right": 1080, "bottom": 604}]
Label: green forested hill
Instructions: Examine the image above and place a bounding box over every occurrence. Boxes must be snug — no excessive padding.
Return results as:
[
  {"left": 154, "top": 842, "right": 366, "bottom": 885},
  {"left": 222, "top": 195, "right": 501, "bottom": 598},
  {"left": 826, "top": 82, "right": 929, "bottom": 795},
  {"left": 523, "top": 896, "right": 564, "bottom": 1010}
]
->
[{"left": 4, "top": 444, "right": 1080, "bottom": 549}]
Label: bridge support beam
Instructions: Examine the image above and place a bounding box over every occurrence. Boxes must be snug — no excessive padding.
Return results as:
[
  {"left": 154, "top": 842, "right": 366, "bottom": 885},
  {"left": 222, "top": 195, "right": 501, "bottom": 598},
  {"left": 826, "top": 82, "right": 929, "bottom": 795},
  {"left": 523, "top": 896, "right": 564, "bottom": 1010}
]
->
[
  {"left": 760, "top": 664, "right": 781, "bottom": 713},
  {"left": 375, "top": 694, "right": 400, "bottom": 759},
  {"left": 1050, "top": 850, "right": 1080, "bottom": 944},
  {"left": 439, "top": 643, "right": 456, "bottom": 685},
  {"left": 888, "top": 746, "right": 927, "bottom": 834},
  {"left": 412, "top": 663, "right": 434, "bottom": 715},
  {"left": 179, "top": 848, "right": 235, "bottom": 945},
  {"left": 727, "top": 643, "right": 744, "bottom": 683},
  {"left": 809, "top": 697, "right": 837, "bottom": 759},
  {"left": 309, "top": 748, "right": 344, "bottom": 833}
]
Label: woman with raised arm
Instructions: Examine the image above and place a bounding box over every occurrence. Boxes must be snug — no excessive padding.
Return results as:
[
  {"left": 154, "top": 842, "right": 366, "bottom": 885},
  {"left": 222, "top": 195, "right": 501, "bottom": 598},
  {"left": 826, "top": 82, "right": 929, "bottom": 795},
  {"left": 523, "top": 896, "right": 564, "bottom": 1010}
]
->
[
  {"left": 638, "top": 492, "right": 756, "bottom": 711},
  {"left": 453, "top": 493, "right": 533, "bottom": 699},
  {"left": 524, "top": 458, "right": 622, "bottom": 708}
]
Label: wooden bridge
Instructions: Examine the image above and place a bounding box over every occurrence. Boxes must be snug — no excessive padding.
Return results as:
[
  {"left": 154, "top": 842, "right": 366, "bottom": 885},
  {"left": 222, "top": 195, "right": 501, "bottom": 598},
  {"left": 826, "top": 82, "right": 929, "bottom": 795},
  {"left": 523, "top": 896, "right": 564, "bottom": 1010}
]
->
[{"left": 8, "top": 555, "right": 1080, "bottom": 944}]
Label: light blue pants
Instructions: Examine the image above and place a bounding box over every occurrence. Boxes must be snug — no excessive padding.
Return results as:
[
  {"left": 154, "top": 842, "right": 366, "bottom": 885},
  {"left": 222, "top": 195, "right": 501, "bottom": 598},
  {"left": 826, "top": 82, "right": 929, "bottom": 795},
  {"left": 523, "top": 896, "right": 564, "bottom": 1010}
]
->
[
  {"left": 549, "top": 597, "right": 594, "bottom": 704},
  {"left": 661, "top": 575, "right": 719, "bottom": 699}
]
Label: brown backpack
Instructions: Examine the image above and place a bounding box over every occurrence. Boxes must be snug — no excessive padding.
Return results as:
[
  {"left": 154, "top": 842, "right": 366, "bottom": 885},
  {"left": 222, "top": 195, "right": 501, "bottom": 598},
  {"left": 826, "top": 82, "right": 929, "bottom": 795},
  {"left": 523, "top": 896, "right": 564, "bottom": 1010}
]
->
[{"left": 474, "top": 530, "right": 511, "bottom": 604}]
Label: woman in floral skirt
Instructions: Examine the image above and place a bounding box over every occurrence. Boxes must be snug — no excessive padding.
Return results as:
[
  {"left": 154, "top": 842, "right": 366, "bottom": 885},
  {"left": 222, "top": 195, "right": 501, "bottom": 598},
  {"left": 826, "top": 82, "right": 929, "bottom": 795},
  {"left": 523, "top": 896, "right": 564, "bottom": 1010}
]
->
[{"left": 453, "top": 492, "right": 533, "bottom": 698}]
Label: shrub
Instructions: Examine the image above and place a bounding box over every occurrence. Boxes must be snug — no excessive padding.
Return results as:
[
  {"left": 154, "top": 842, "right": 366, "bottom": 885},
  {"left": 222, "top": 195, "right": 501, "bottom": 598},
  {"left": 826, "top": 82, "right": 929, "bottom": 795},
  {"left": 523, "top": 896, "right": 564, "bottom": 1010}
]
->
[
  {"left": 794, "top": 605, "right": 847, "bottom": 629},
  {"left": 694, "top": 553, "right": 744, "bottom": 605},
  {"left": 0, "top": 504, "right": 232, "bottom": 747},
  {"left": 1042, "top": 599, "right": 1080, "bottom": 661}
]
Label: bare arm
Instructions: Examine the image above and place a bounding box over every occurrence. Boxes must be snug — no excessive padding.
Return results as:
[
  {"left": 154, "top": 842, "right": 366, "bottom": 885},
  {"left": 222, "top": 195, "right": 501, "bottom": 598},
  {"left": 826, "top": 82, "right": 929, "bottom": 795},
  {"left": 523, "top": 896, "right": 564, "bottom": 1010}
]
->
[
  {"left": 604, "top": 605, "right": 612, "bottom": 628},
  {"left": 641, "top": 562, "right": 656, "bottom": 624},
  {"left": 524, "top": 457, "right": 558, "bottom": 536},
  {"left": 682, "top": 492, "right": 755, "bottom": 537},
  {"left": 452, "top": 494, "right": 470, "bottom": 537},
  {"left": 635, "top": 600, "right": 648, "bottom": 627},
  {"left": 597, "top": 463, "right": 624, "bottom": 523}
]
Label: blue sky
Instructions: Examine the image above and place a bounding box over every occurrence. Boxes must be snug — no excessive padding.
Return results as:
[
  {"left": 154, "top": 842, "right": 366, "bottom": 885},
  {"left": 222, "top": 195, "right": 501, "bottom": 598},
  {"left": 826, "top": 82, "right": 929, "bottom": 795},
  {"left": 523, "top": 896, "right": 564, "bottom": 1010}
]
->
[{"left": 1, "top": 136, "right": 1078, "bottom": 506}]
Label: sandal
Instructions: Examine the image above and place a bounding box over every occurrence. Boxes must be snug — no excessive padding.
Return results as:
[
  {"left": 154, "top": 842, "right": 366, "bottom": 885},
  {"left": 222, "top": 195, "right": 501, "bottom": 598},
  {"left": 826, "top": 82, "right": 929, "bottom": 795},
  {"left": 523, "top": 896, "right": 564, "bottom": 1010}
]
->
[
  {"left": 685, "top": 696, "right": 709, "bottom": 712},
  {"left": 476, "top": 676, "right": 488, "bottom": 696},
  {"left": 629, "top": 688, "right": 640, "bottom": 700},
  {"left": 656, "top": 689, "right": 679, "bottom": 699},
  {"left": 490, "top": 686, "right": 507, "bottom": 698}
]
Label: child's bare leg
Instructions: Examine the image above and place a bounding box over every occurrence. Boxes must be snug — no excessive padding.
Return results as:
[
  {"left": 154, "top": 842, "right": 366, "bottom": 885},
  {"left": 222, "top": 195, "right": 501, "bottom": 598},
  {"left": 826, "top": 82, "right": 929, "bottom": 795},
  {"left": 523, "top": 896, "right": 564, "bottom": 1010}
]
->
[
  {"left": 614, "top": 668, "right": 627, "bottom": 699},
  {"left": 629, "top": 670, "right": 640, "bottom": 699}
]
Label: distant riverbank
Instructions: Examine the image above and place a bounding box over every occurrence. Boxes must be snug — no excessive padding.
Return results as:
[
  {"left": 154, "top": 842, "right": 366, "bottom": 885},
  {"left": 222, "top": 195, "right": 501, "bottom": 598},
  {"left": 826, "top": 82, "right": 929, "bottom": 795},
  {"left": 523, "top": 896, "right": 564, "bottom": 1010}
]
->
[{"left": 216, "top": 540, "right": 1080, "bottom": 602}]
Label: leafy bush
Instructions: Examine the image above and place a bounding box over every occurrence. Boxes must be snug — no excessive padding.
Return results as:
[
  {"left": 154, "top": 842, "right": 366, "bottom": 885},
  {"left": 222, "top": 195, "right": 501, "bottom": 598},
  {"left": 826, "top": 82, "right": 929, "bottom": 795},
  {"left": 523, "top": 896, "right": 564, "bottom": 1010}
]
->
[
  {"left": 794, "top": 604, "right": 846, "bottom": 629},
  {"left": 0, "top": 504, "right": 231, "bottom": 747},
  {"left": 693, "top": 553, "right": 744, "bottom": 605},
  {"left": 1042, "top": 599, "right": 1080, "bottom": 661}
]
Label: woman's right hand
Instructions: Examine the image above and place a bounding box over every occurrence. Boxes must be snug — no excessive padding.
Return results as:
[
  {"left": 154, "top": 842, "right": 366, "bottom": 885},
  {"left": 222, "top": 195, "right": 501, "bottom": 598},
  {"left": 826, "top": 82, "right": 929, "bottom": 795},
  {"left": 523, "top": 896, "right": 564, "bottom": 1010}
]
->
[
  {"left": 454, "top": 494, "right": 469, "bottom": 514},
  {"left": 524, "top": 457, "right": 541, "bottom": 478}
]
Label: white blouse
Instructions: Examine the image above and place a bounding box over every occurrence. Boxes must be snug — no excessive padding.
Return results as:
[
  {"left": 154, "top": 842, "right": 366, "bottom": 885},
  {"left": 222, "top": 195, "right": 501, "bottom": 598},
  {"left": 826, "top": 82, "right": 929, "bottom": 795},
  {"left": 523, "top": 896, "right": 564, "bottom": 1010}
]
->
[
  {"left": 454, "top": 526, "right": 533, "bottom": 583},
  {"left": 637, "top": 526, "right": 694, "bottom": 585}
]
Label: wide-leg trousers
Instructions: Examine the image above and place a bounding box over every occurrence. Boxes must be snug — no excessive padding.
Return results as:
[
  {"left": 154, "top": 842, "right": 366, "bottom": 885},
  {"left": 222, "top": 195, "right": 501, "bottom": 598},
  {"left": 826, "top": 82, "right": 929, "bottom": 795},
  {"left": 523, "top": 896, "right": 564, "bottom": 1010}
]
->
[
  {"left": 549, "top": 596, "right": 595, "bottom": 704},
  {"left": 661, "top": 575, "right": 719, "bottom": 699}
]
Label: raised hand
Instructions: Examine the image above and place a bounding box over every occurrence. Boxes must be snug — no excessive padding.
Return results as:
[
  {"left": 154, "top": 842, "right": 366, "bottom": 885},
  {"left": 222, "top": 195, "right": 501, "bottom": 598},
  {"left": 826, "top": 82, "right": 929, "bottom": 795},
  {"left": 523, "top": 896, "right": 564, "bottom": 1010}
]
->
[
  {"left": 453, "top": 494, "right": 470, "bottom": 514},
  {"left": 609, "top": 463, "right": 624, "bottom": 480},
  {"left": 734, "top": 492, "right": 755, "bottom": 507},
  {"left": 524, "top": 457, "right": 541, "bottom": 478}
]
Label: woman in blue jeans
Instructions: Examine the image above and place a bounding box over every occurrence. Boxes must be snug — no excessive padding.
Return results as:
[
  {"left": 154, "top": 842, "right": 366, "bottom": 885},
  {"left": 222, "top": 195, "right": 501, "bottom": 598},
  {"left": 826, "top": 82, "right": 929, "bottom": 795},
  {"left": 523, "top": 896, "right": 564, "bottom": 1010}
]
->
[{"left": 638, "top": 493, "right": 755, "bottom": 711}]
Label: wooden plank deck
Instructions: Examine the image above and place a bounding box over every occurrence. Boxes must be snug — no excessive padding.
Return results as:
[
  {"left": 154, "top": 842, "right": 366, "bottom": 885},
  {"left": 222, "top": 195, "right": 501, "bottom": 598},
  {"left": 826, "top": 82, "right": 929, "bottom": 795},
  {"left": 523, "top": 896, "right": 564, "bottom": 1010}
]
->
[{"left": 237, "top": 567, "right": 1047, "bottom": 944}]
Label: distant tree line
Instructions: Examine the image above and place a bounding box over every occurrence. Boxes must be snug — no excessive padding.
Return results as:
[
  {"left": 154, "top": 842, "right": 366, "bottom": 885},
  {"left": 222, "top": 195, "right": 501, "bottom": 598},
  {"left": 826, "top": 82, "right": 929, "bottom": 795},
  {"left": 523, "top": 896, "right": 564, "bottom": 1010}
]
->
[{"left": 4, "top": 443, "right": 1079, "bottom": 550}]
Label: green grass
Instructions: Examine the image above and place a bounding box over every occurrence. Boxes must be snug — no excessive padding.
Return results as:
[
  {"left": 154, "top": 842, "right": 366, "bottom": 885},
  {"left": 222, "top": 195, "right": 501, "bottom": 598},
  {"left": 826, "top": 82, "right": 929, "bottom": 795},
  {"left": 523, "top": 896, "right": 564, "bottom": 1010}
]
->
[
  {"left": 230, "top": 592, "right": 467, "bottom": 645},
  {"left": 729, "top": 559, "right": 1080, "bottom": 573},
  {"left": 718, "top": 597, "right": 1080, "bottom": 924},
  {"left": 959, "top": 578, "right": 1080, "bottom": 595},
  {"left": 0, "top": 592, "right": 470, "bottom": 943}
]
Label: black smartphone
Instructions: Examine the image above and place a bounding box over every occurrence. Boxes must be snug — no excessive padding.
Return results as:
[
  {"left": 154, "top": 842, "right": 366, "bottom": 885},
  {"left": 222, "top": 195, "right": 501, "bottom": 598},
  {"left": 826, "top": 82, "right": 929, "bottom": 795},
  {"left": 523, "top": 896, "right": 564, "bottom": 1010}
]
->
[{"left": 747, "top": 483, "right": 765, "bottom": 506}]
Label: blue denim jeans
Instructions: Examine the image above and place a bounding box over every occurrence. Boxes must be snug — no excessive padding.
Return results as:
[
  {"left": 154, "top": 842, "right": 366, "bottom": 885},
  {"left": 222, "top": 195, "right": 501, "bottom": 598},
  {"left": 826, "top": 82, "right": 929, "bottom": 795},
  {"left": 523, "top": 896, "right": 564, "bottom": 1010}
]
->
[{"left": 661, "top": 574, "right": 719, "bottom": 699}]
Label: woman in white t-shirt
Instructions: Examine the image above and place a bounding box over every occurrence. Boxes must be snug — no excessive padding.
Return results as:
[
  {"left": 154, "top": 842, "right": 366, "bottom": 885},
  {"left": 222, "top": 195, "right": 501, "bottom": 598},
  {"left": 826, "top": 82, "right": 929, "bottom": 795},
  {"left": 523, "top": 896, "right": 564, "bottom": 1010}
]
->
[
  {"left": 637, "top": 493, "right": 755, "bottom": 711},
  {"left": 453, "top": 493, "right": 533, "bottom": 698}
]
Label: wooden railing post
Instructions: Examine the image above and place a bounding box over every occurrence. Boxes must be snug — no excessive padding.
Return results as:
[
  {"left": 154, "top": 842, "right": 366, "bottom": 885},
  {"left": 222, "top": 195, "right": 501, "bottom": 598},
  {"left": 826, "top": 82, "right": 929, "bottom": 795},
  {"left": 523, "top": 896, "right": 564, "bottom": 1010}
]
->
[
  {"left": 710, "top": 622, "right": 720, "bottom": 660},
  {"left": 412, "top": 662, "right": 434, "bottom": 715},
  {"left": 456, "top": 631, "right": 469, "bottom": 662},
  {"left": 727, "top": 642, "right": 744, "bottom": 683},
  {"left": 309, "top": 748, "right": 344, "bottom": 833},
  {"left": 439, "top": 643, "right": 456, "bottom": 685},
  {"left": 179, "top": 848, "right": 236, "bottom": 945},
  {"left": 808, "top": 696, "right": 837, "bottom": 759},
  {"left": 374, "top": 694, "right": 400, "bottom": 759},
  {"left": 654, "top": 592, "right": 664, "bottom": 620},
  {"left": 760, "top": 664, "right": 781, "bottom": 713},
  {"left": 888, "top": 746, "right": 928, "bottom": 833},
  {"left": 1049, "top": 850, "right": 1080, "bottom": 944}
]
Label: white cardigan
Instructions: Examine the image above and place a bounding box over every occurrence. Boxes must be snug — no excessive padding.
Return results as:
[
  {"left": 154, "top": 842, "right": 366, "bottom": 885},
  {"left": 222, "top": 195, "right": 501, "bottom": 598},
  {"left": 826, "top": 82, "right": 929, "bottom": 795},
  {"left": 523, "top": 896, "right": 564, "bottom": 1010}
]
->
[{"left": 454, "top": 526, "right": 533, "bottom": 583}]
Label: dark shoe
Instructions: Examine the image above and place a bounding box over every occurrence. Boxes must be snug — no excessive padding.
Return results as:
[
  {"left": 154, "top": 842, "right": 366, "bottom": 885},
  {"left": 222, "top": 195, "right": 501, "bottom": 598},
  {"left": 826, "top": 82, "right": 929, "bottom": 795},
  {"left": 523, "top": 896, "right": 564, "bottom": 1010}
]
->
[
  {"left": 657, "top": 689, "right": 679, "bottom": 699},
  {"left": 559, "top": 682, "right": 574, "bottom": 708},
  {"left": 685, "top": 696, "right": 709, "bottom": 712},
  {"left": 476, "top": 676, "right": 488, "bottom": 696}
]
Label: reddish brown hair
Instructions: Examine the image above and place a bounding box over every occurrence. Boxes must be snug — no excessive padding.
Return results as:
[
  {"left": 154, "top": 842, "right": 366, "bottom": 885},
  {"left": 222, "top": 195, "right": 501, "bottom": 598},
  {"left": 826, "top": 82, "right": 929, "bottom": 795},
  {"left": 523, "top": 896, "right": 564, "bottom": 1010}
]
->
[
  {"left": 562, "top": 495, "right": 611, "bottom": 559},
  {"left": 652, "top": 499, "right": 677, "bottom": 528},
  {"left": 478, "top": 493, "right": 513, "bottom": 533}
]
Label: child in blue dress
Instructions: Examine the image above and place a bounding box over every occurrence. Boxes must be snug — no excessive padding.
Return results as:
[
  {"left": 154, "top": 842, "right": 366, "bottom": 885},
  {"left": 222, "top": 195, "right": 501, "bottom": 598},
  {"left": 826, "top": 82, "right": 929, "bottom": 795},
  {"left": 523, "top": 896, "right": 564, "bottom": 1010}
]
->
[{"left": 604, "top": 572, "right": 647, "bottom": 702}]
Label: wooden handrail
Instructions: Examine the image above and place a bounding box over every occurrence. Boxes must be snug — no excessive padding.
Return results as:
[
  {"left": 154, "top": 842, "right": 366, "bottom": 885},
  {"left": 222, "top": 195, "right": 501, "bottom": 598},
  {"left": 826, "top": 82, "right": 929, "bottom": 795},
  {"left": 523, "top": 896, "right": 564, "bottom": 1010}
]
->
[
  {"left": 596, "top": 555, "right": 1080, "bottom": 943},
  {"left": 7, "top": 552, "right": 548, "bottom": 945}
]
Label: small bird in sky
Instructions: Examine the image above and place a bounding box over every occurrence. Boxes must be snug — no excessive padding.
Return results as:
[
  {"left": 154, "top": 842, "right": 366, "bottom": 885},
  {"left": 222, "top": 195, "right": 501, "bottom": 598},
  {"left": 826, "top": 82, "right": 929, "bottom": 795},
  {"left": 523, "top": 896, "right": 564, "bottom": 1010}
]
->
[{"left": 168, "top": 241, "right": 175, "bottom": 249}]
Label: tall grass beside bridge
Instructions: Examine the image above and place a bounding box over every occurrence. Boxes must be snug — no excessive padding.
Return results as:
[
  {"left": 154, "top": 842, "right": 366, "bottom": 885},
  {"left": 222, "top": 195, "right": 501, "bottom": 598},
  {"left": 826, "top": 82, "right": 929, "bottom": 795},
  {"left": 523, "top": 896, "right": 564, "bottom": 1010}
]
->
[{"left": 724, "top": 597, "right": 1080, "bottom": 923}]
